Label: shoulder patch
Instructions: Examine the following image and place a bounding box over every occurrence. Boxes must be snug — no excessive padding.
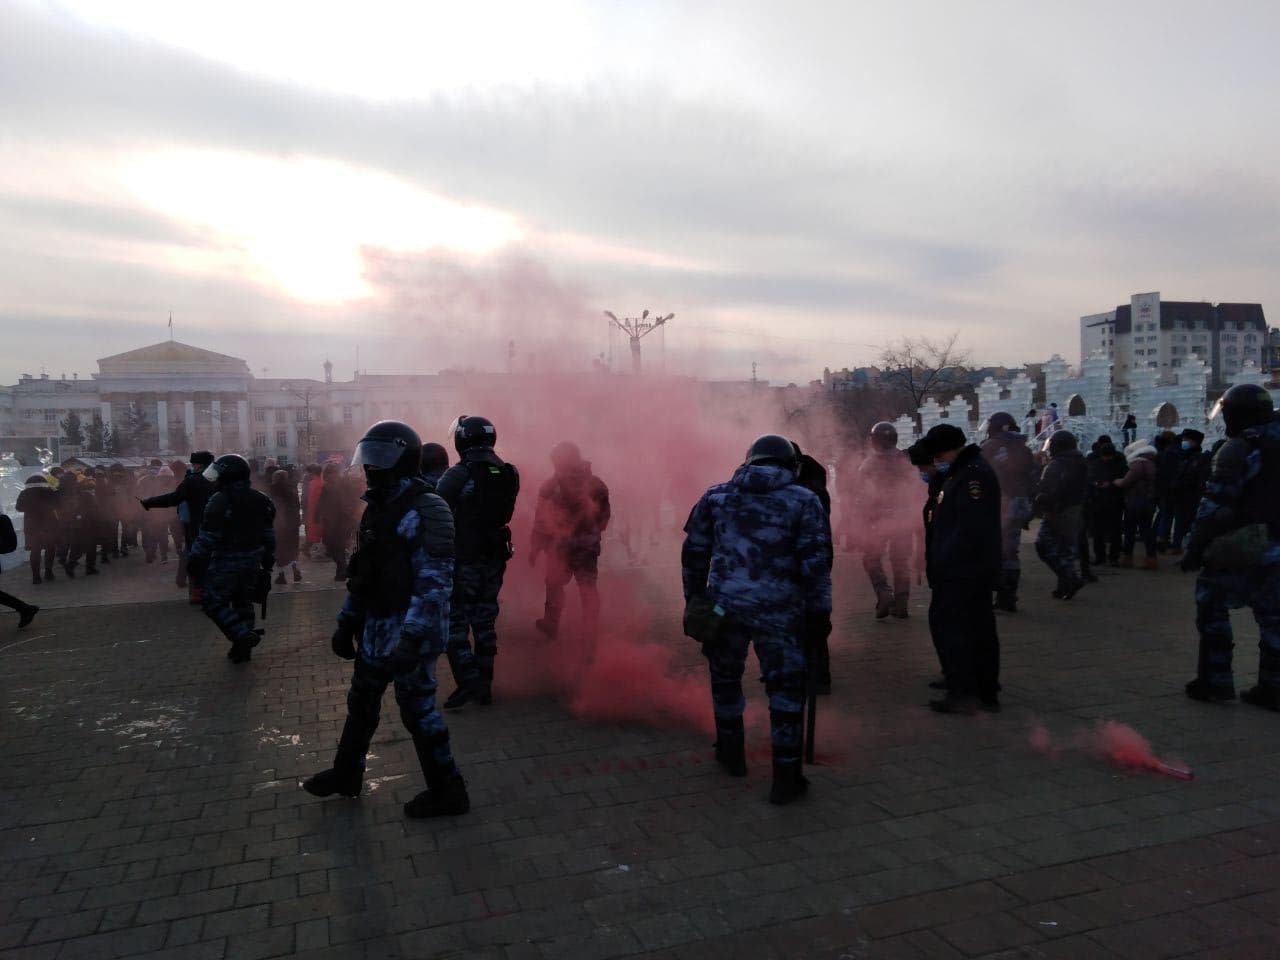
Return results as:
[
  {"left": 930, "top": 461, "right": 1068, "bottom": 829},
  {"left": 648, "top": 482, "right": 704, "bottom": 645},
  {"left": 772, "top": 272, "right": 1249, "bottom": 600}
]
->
[{"left": 968, "top": 480, "right": 983, "bottom": 501}]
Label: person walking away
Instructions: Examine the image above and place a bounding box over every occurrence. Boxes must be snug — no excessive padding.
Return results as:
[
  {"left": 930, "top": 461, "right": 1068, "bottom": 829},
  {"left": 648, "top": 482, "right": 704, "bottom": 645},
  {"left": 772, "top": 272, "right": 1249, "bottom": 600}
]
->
[
  {"left": 186, "top": 455, "right": 275, "bottom": 663},
  {"left": 1181, "top": 384, "right": 1280, "bottom": 709},
  {"left": 790, "top": 440, "right": 835, "bottom": 696},
  {"left": 269, "top": 469, "right": 302, "bottom": 584},
  {"left": 1033, "top": 431, "right": 1089, "bottom": 599},
  {"left": 136, "top": 464, "right": 174, "bottom": 562},
  {"left": 436, "top": 416, "right": 520, "bottom": 709},
  {"left": 15, "top": 475, "right": 59, "bottom": 584},
  {"left": 529, "top": 441, "right": 610, "bottom": 654},
  {"left": 0, "top": 504, "right": 38, "bottom": 628},
  {"left": 316, "top": 462, "right": 356, "bottom": 579},
  {"left": 922, "top": 424, "right": 1003, "bottom": 714},
  {"left": 681, "top": 434, "right": 831, "bottom": 804},
  {"left": 979, "top": 412, "right": 1038, "bottom": 612},
  {"left": 304, "top": 420, "right": 469, "bottom": 818},
  {"left": 1111, "top": 442, "right": 1159, "bottom": 569},
  {"left": 1121, "top": 413, "right": 1138, "bottom": 447}
]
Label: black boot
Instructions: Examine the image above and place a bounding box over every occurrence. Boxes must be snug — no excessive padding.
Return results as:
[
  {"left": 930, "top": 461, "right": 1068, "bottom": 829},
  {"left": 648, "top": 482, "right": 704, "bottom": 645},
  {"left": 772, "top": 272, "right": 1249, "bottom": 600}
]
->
[
  {"left": 1185, "top": 678, "right": 1236, "bottom": 702},
  {"left": 473, "top": 664, "right": 494, "bottom": 706},
  {"left": 302, "top": 767, "right": 363, "bottom": 798},
  {"left": 443, "top": 685, "right": 477, "bottom": 710},
  {"left": 404, "top": 775, "right": 470, "bottom": 818},
  {"left": 405, "top": 730, "right": 469, "bottom": 818},
  {"left": 874, "top": 587, "right": 893, "bottom": 620},
  {"left": 17, "top": 604, "right": 39, "bottom": 629},
  {"left": 1240, "top": 685, "right": 1280, "bottom": 712},
  {"left": 714, "top": 736, "right": 747, "bottom": 777},
  {"left": 768, "top": 762, "right": 809, "bottom": 805}
]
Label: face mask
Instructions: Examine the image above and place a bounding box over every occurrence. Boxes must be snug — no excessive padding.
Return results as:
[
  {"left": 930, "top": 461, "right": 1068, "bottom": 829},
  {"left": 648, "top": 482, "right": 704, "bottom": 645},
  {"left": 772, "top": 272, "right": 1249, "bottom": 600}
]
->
[
  {"left": 918, "top": 471, "right": 932, "bottom": 483},
  {"left": 1181, "top": 441, "right": 1193, "bottom": 451},
  {"left": 933, "top": 460, "right": 951, "bottom": 474}
]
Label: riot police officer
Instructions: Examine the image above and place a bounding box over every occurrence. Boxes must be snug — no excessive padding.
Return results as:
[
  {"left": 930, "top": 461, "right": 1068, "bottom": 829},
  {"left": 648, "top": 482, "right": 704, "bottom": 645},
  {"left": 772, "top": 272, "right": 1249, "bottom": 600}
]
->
[
  {"left": 304, "top": 421, "right": 469, "bottom": 818},
  {"left": 436, "top": 416, "right": 519, "bottom": 709},
  {"left": 681, "top": 434, "right": 832, "bottom": 804},
  {"left": 186, "top": 454, "right": 275, "bottom": 663},
  {"left": 1182, "top": 385, "right": 1280, "bottom": 709}
]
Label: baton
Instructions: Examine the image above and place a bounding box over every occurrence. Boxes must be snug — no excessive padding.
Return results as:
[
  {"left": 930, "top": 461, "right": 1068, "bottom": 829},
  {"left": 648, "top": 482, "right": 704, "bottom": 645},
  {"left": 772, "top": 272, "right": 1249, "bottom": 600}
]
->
[{"left": 803, "top": 638, "right": 817, "bottom": 765}]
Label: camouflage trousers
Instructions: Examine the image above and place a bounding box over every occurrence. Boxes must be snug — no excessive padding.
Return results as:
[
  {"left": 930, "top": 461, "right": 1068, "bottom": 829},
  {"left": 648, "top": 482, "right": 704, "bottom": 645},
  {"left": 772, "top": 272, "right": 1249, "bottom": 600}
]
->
[
  {"left": 1194, "top": 564, "right": 1280, "bottom": 692},
  {"left": 331, "top": 654, "right": 460, "bottom": 784},
  {"left": 702, "top": 621, "right": 807, "bottom": 770},
  {"left": 200, "top": 552, "right": 262, "bottom": 649},
  {"left": 861, "top": 529, "right": 912, "bottom": 598},
  {"left": 446, "top": 558, "right": 507, "bottom": 688},
  {"left": 1000, "top": 496, "right": 1034, "bottom": 572},
  {"left": 1035, "top": 508, "right": 1082, "bottom": 586}
]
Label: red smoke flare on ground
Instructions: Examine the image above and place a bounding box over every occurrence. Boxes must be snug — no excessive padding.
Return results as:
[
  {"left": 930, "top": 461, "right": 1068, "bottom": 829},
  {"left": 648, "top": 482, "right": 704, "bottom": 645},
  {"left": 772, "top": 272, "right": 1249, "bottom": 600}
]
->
[{"left": 1029, "top": 720, "right": 1193, "bottom": 780}]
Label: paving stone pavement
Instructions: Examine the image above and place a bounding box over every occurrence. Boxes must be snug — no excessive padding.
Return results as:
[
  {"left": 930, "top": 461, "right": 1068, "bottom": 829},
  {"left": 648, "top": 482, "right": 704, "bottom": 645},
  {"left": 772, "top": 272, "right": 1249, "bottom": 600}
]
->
[{"left": 1, "top": 535, "right": 1278, "bottom": 959}]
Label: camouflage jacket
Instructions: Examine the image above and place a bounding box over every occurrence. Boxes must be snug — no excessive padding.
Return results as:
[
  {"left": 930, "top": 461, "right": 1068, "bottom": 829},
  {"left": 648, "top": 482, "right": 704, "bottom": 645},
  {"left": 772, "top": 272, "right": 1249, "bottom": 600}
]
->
[
  {"left": 681, "top": 463, "right": 832, "bottom": 633},
  {"left": 339, "top": 476, "right": 455, "bottom": 662},
  {"left": 1186, "top": 417, "right": 1280, "bottom": 566}
]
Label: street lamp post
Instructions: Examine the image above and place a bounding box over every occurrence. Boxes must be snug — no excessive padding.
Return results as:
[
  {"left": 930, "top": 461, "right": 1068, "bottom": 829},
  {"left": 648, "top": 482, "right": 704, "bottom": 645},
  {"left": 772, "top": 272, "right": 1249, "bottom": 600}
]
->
[{"left": 604, "top": 309, "right": 674, "bottom": 374}]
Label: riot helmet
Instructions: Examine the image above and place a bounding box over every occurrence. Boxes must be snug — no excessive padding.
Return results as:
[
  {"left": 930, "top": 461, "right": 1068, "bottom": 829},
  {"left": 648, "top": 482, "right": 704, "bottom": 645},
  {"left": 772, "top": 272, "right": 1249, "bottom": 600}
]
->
[
  {"left": 419, "top": 442, "right": 449, "bottom": 476},
  {"left": 352, "top": 420, "right": 422, "bottom": 483},
  {"left": 986, "top": 412, "right": 1018, "bottom": 437},
  {"left": 1213, "top": 384, "right": 1275, "bottom": 437},
  {"left": 203, "top": 453, "right": 251, "bottom": 486},
  {"left": 744, "top": 434, "right": 798, "bottom": 471},
  {"left": 869, "top": 421, "right": 898, "bottom": 450},
  {"left": 451, "top": 415, "right": 497, "bottom": 455}
]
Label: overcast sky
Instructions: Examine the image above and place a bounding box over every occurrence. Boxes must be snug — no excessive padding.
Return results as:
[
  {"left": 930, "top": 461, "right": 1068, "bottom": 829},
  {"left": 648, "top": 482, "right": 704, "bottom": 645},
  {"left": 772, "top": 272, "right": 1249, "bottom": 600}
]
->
[{"left": 2, "top": 0, "right": 1277, "bottom": 384}]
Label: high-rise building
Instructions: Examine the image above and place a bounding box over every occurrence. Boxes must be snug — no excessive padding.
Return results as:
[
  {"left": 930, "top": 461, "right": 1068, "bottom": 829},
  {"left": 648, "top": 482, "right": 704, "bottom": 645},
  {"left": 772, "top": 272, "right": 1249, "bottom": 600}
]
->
[{"left": 1080, "top": 292, "right": 1267, "bottom": 386}]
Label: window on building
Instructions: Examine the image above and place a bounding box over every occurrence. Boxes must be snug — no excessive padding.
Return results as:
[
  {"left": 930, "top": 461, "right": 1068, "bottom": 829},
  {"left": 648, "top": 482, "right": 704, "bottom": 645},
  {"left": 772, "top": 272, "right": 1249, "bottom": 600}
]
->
[
  {"left": 342, "top": 405, "right": 353, "bottom": 425},
  {"left": 254, "top": 408, "right": 267, "bottom": 423},
  {"left": 44, "top": 410, "right": 56, "bottom": 423},
  {"left": 274, "top": 408, "right": 286, "bottom": 423},
  {"left": 255, "top": 433, "right": 267, "bottom": 448},
  {"left": 294, "top": 408, "right": 308, "bottom": 422},
  {"left": 276, "top": 430, "right": 288, "bottom": 447}
]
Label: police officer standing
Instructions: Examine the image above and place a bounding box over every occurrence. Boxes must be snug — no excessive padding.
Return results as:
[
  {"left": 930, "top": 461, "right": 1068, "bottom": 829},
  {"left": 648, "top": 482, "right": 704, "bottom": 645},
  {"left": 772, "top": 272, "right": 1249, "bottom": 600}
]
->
[
  {"left": 436, "top": 416, "right": 520, "bottom": 709},
  {"left": 530, "top": 441, "right": 610, "bottom": 644},
  {"left": 979, "top": 412, "right": 1036, "bottom": 612},
  {"left": 923, "top": 424, "right": 1003, "bottom": 714},
  {"left": 186, "top": 455, "right": 275, "bottom": 664},
  {"left": 681, "top": 435, "right": 832, "bottom": 804},
  {"left": 1182, "top": 385, "right": 1280, "bottom": 709},
  {"left": 303, "top": 421, "right": 468, "bottom": 817}
]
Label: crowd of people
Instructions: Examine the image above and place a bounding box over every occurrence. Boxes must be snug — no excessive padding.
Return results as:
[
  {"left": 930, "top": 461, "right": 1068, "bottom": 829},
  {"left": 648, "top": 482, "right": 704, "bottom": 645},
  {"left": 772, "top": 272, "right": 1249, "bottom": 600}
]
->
[{"left": 1, "top": 385, "right": 1276, "bottom": 814}]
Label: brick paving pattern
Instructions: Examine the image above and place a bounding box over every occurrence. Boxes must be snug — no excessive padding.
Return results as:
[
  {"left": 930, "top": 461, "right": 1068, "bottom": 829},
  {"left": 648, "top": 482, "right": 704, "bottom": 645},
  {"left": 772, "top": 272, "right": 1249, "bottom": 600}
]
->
[{"left": 1, "top": 539, "right": 1277, "bottom": 959}]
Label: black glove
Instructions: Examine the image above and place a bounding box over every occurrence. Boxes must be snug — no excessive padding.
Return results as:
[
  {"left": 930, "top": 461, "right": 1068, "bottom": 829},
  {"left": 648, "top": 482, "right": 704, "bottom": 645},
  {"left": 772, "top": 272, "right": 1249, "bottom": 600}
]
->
[
  {"left": 330, "top": 624, "right": 357, "bottom": 660},
  {"left": 804, "top": 612, "right": 832, "bottom": 643},
  {"left": 388, "top": 632, "right": 422, "bottom": 675}
]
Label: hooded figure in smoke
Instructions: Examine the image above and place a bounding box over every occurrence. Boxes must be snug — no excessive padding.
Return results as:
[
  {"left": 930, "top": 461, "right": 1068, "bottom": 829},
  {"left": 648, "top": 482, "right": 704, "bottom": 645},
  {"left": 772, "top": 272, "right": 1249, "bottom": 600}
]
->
[
  {"left": 681, "top": 434, "right": 832, "bottom": 805},
  {"left": 529, "top": 441, "right": 610, "bottom": 645},
  {"left": 436, "top": 415, "right": 520, "bottom": 709},
  {"left": 851, "top": 422, "right": 918, "bottom": 621}
]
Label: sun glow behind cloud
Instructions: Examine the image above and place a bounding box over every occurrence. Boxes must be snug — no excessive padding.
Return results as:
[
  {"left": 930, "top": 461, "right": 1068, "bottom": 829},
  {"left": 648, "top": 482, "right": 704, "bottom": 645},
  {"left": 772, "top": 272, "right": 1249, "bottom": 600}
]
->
[{"left": 117, "top": 150, "right": 523, "bottom": 303}]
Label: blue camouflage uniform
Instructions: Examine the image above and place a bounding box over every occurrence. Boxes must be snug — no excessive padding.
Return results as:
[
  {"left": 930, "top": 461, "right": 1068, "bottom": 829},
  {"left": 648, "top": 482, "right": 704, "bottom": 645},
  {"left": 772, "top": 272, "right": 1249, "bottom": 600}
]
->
[
  {"left": 187, "top": 483, "right": 275, "bottom": 660},
  {"left": 1184, "top": 417, "right": 1280, "bottom": 697},
  {"left": 681, "top": 463, "right": 832, "bottom": 774},
  {"left": 332, "top": 477, "right": 461, "bottom": 783},
  {"left": 435, "top": 448, "right": 519, "bottom": 697}
]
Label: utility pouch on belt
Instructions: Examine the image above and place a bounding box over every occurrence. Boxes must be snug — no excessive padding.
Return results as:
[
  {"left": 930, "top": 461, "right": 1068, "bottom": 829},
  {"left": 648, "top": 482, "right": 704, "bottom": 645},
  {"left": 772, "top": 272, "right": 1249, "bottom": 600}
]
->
[
  {"left": 683, "top": 597, "right": 728, "bottom": 645},
  {"left": 1204, "top": 523, "right": 1271, "bottom": 571}
]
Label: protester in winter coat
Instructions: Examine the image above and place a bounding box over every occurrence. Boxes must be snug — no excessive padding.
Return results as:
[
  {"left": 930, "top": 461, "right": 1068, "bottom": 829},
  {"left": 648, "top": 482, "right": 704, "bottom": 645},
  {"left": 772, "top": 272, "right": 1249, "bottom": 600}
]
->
[
  {"left": 1111, "top": 443, "right": 1159, "bottom": 568},
  {"left": 269, "top": 469, "right": 303, "bottom": 584},
  {"left": 15, "top": 475, "right": 60, "bottom": 585}
]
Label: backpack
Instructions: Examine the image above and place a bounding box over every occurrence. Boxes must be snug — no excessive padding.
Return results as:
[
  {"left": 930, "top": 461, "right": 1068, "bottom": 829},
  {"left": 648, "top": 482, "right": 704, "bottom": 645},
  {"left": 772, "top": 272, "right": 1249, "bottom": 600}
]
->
[{"left": 0, "top": 514, "right": 16, "bottom": 554}]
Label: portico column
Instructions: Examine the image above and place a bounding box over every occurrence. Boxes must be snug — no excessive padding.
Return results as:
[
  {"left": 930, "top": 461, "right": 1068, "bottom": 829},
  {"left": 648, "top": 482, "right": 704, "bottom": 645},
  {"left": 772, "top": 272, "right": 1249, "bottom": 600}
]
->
[
  {"left": 156, "top": 399, "right": 169, "bottom": 451},
  {"left": 236, "top": 400, "right": 249, "bottom": 453},
  {"left": 184, "top": 401, "right": 196, "bottom": 446}
]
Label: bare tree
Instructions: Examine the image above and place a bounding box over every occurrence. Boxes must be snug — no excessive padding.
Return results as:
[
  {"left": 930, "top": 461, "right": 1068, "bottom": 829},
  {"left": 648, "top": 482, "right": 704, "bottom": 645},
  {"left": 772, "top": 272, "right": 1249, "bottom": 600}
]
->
[{"left": 877, "top": 333, "right": 972, "bottom": 410}]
